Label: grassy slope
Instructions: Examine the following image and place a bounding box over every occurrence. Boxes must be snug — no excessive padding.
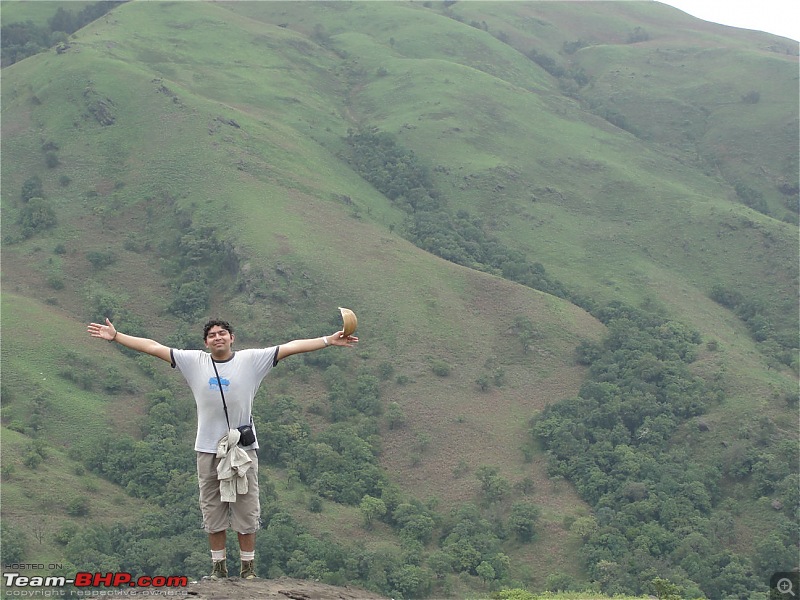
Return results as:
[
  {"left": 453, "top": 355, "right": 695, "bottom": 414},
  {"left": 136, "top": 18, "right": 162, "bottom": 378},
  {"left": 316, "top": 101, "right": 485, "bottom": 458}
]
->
[
  {"left": 215, "top": 2, "right": 798, "bottom": 491},
  {"left": 228, "top": 1, "right": 798, "bottom": 342},
  {"left": 0, "top": 1, "right": 601, "bottom": 583},
  {"left": 0, "top": 294, "right": 155, "bottom": 568},
  {"left": 0, "top": 427, "right": 151, "bottom": 566},
  {"left": 1, "top": 0, "right": 797, "bottom": 593},
  {"left": 242, "top": 1, "right": 799, "bottom": 503}
]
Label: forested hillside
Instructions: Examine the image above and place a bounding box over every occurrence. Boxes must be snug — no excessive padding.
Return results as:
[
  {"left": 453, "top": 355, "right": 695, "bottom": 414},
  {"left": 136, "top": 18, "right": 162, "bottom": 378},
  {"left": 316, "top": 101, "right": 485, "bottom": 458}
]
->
[{"left": 1, "top": 2, "right": 797, "bottom": 599}]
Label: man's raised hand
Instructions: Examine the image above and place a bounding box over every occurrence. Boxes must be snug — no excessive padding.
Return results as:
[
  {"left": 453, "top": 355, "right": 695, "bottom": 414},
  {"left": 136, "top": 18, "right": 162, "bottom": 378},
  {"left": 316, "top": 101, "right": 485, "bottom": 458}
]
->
[{"left": 87, "top": 317, "right": 117, "bottom": 342}]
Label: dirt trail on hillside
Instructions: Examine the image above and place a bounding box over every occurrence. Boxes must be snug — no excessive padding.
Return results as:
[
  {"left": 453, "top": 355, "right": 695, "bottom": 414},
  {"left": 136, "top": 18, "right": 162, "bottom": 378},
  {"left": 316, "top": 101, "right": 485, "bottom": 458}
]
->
[{"left": 125, "top": 576, "right": 389, "bottom": 599}]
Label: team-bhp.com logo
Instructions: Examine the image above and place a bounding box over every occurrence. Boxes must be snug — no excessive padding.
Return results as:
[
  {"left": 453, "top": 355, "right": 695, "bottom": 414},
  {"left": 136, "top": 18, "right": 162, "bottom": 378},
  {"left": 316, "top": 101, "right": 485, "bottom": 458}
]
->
[{"left": 3, "top": 567, "right": 188, "bottom": 592}]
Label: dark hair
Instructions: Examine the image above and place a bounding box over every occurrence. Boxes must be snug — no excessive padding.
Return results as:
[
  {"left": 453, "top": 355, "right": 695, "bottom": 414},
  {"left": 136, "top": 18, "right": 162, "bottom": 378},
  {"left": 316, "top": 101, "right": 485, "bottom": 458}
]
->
[{"left": 203, "top": 319, "right": 234, "bottom": 340}]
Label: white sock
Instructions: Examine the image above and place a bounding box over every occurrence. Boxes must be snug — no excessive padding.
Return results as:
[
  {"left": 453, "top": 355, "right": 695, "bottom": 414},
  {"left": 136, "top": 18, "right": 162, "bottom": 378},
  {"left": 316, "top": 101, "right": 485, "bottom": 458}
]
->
[
  {"left": 240, "top": 551, "right": 255, "bottom": 562},
  {"left": 211, "top": 549, "right": 226, "bottom": 562}
]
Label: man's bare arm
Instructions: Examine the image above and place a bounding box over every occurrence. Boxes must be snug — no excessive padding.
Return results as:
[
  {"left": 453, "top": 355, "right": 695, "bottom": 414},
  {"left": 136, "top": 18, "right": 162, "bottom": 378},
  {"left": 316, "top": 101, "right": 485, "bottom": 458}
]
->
[
  {"left": 88, "top": 318, "right": 172, "bottom": 363},
  {"left": 277, "top": 331, "right": 357, "bottom": 361}
]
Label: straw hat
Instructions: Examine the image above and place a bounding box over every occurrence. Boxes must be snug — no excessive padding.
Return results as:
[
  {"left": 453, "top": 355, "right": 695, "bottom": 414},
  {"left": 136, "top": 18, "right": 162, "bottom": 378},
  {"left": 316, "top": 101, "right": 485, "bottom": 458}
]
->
[{"left": 339, "top": 307, "right": 358, "bottom": 336}]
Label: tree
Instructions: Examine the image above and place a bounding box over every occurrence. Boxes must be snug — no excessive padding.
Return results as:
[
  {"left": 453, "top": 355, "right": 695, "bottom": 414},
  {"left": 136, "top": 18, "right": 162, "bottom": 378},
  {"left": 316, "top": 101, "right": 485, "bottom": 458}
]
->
[
  {"left": 476, "top": 560, "right": 495, "bottom": 584},
  {"left": 513, "top": 316, "right": 536, "bottom": 354},
  {"left": 427, "top": 550, "right": 454, "bottom": 579},
  {"left": 753, "top": 533, "right": 797, "bottom": 573},
  {"left": 445, "top": 539, "right": 481, "bottom": 573},
  {"left": 570, "top": 515, "right": 598, "bottom": 540},
  {"left": 386, "top": 402, "right": 406, "bottom": 429},
  {"left": 1, "top": 22, "right": 50, "bottom": 66},
  {"left": 542, "top": 572, "right": 575, "bottom": 592},
  {"left": 48, "top": 7, "right": 77, "bottom": 34},
  {"left": 354, "top": 373, "right": 382, "bottom": 415},
  {"left": 0, "top": 522, "right": 26, "bottom": 564},
  {"left": 651, "top": 577, "right": 682, "bottom": 600},
  {"left": 398, "top": 512, "right": 435, "bottom": 544},
  {"left": 168, "top": 281, "right": 209, "bottom": 320},
  {"left": 388, "top": 564, "right": 432, "bottom": 599},
  {"left": 490, "top": 553, "right": 511, "bottom": 580},
  {"left": 494, "top": 589, "right": 536, "bottom": 600},
  {"left": 476, "top": 466, "right": 510, "bottom": 505},
  {"left": 359, "top": 495, "right": 386, "bottom": 530},
  {"left": 507, "top": 501, "right": 540, "bottom": 542}
]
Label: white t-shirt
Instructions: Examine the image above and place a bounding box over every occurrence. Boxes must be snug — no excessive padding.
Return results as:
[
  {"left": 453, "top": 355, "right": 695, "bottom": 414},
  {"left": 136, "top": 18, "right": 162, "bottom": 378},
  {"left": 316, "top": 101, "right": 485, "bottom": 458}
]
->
[{"left": 171, "top": 347, "right": 279, "bottom": 453}]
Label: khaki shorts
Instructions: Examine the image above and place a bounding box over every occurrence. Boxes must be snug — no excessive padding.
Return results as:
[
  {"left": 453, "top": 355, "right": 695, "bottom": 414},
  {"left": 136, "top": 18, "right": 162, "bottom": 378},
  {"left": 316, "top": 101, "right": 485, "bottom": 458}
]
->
[{"left": 196, "top": 450, "right": 260, "bottom": 534}]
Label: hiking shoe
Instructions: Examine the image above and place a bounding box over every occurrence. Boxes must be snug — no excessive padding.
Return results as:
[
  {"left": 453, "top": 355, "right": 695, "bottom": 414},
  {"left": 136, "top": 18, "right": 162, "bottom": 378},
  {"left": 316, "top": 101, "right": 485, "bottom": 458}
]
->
[
  {"left": 209, "top": 560, "right": 228, "bottom": 580},
  {"left": 240, "top": 560, "right": 257, "bottom": 580}
]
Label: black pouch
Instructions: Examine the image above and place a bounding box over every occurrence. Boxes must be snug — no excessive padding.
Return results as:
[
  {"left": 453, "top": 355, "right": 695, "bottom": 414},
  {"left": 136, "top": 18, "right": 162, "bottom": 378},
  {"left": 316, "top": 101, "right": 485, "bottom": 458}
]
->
[
  {"left": 237, "top": 424, "right": 256, "bottom": 446},
  {"left": 212, "top": 360, "right": 256, "bottom": 447}
]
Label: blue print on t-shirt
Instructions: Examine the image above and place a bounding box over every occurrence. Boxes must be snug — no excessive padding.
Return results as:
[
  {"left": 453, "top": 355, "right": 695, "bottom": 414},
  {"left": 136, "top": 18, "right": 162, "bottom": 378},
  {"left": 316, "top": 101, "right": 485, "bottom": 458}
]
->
[{"left": 209, "top": 376, "right": 230, "bottom": 391}]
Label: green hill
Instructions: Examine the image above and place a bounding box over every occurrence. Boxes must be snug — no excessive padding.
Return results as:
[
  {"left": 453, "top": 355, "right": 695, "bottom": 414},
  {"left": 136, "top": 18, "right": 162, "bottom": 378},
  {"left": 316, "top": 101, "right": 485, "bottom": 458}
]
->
[{"left": 1, "top": 2, "right": 797, "bottom": 598}]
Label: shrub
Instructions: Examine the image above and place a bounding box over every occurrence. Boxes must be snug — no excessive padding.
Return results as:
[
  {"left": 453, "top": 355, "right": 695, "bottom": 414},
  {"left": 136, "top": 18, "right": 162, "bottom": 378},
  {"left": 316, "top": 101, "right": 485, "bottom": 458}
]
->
[
  {"left": 101, "top": 366, "right": 128, "bottom": 394},
  {"left": 526, "top": 48, "right": 565, "bottom": 77},
  {"left": 377, "top": 361, "right": 394, "bottom": 380},
  {"left": 493, "top": 589, "right": 536, "bottom": 600},
  {"left": 307, "top": 495, "right": 323, "bottom": 513},
  {"left": 627, "top": 26, "right": 651, "bottom": 43},
  {"left": 54, "top": 523, "right": 78, "bottom": 546},
  {"left": 431, "top": 360, "right": 451, "bottom": 377},
  {"left": 23, "top": 450, "right": 43, "bottom": 469},
  {"left": 741, "top": 90, "right": 760, "bottom": 104},
  {"left": 86, "top": 250, "right": 116, "bottom": 269},
  {"left": 709, "top": 284, "right": 743, "bottom": 308},
  {"left": 46, "top": 273, "right": 65, "bottom": 290},
  {"left": 21, "top": 176, "right": 44, "bottom": 202},
  {"left": 66, "top": 497, "right": 90, "bottom": 517},
  {"left": 563, "top": 39, "right": 589, "bottom": 54},
  {"left": 18, "top": 197, "right": 57, "bottom": 238},
  {"left": 734, "top": 181, "right": 768, "bottom": 213},
  {"left": 45, "top": 151, "right": 59, "bottom": 168}
]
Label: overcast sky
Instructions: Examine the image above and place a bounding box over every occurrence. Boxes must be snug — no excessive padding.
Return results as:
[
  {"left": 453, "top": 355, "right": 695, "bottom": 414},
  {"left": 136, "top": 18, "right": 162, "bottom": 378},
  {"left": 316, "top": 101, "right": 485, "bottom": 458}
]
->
[{"left": 656, "top": 0, "right": 800, "bottom": 42}]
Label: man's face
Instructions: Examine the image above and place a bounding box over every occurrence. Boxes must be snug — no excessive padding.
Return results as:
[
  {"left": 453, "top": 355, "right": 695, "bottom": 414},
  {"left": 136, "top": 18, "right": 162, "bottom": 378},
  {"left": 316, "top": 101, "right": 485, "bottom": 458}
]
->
[{"left": 205, "top": 326, "right": 234, "bottom": 354}]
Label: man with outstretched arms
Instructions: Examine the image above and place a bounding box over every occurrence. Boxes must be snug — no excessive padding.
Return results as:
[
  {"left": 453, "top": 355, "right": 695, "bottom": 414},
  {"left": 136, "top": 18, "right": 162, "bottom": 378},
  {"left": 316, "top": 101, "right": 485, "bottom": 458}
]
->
[{"left": 88, "top": 317, "right": 357, "bottom": 580}]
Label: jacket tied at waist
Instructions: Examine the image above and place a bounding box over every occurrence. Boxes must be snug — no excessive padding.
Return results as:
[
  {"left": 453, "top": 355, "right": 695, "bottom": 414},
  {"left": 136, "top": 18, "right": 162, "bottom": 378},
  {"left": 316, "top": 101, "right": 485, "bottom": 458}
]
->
[{"left": 215, "top": 428, "right": 253, "bottom": 503}]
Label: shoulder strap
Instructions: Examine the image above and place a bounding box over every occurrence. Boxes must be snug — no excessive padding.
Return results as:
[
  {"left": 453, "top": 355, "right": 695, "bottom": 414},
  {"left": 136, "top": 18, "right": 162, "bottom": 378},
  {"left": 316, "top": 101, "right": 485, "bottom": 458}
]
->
[
  {"left": 210, "top": 358, "right": 253, "bottom": 429},
  {"left": 210, "top": 359, "right": 231, "bottom": 430}
]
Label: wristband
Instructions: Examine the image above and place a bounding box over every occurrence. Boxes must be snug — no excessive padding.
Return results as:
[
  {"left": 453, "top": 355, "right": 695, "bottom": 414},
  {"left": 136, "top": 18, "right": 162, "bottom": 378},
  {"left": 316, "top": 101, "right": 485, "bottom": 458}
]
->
[
  {"left": 322, "top": 336, "right": 330, "bottom": 347},
  {"left": 110, "top": 330, "right": 118, "bottom": 342}
]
